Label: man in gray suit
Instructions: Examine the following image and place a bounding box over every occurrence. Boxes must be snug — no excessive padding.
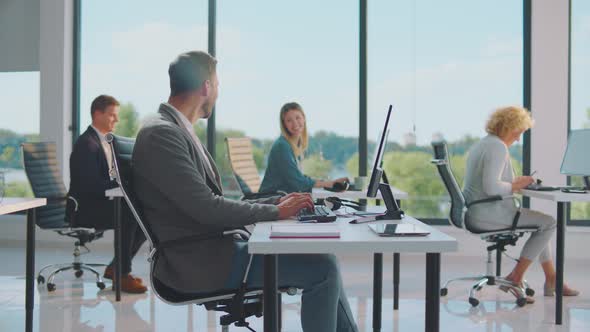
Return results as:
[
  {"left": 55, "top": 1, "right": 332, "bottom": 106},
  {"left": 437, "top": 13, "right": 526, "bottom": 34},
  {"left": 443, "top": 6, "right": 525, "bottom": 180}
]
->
[{"left": 132, "top": 51, "right": 359, "bottom": 332}]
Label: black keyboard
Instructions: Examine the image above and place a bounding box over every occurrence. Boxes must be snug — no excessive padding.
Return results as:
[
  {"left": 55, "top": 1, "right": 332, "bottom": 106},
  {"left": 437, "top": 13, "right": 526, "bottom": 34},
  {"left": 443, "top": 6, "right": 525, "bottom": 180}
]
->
[{"left": 297, "top": 205, "right": 337, "bottom": 223}]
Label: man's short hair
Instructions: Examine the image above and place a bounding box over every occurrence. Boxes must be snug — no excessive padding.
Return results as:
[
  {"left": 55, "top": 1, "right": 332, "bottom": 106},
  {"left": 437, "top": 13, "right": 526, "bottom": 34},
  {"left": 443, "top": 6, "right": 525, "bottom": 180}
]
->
[
  {"left": 90, "top": 95, "right": 119, "bottom": 117},
  {"left": 168, "top": 51, "right": 217, "bottom": 97}
]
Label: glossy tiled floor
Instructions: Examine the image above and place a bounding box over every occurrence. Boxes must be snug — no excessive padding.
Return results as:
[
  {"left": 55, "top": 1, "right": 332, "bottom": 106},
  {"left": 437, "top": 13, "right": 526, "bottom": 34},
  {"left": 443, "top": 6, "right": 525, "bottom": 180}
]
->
[{"left": 0, "top": 245, "right": 588, "bottom": 331}]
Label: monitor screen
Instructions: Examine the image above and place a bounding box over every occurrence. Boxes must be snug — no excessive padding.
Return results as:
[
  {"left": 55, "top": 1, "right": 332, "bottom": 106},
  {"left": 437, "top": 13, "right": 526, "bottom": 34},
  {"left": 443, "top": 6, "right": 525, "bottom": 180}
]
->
[
  {"left": 367, "top": 105, "right": 393, "bottom": 197},
  {"left": 560, "top": 129, "right": 590, "bottom": 176}
]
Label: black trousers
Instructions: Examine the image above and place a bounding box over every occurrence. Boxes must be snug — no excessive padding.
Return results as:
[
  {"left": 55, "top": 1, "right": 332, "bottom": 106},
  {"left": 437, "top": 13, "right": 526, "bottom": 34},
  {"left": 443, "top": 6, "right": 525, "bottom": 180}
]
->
[
  {"left": 72, "top": 198, "right": 147, "bottom": 275},
  {"left": 108, "top": 216, "right": 146, "bottom": 274}
]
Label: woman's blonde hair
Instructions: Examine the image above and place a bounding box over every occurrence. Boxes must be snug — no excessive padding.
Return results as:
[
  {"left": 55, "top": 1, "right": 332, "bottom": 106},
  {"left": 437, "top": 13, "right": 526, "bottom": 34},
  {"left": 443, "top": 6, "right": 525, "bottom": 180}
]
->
[
  {"left": 280, "top": 102, "right": 308, "bottom": 158},
  {"left": 485, "top": 106, "right": 534, "bottom": 138}
]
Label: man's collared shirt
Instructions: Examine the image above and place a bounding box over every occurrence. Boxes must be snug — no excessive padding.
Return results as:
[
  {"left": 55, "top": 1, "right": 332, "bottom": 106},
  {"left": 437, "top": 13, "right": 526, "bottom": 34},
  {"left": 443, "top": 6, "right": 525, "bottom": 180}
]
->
[
  {"left": 90, "top": 125, "right": 113, "bottom": 173},
  {"left": 164, "top": 103, "right": 216, "bottom": 178}
]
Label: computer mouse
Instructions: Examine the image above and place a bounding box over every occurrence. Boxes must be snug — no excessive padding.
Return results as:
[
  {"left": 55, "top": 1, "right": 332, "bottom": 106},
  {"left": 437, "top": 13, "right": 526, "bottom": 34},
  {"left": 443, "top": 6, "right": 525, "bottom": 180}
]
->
[{"left": 331, "top": 181, "right": 349, "bottom": 192}]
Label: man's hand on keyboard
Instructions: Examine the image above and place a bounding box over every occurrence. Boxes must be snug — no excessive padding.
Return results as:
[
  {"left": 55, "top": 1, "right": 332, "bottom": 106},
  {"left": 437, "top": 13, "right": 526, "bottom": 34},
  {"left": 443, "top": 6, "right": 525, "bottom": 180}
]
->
[
  {"left": 277, "top": 194, "right": 314, "bottom": 219},
  {"left": 278, "top": 192, "right": 312, "bottom": 204}
]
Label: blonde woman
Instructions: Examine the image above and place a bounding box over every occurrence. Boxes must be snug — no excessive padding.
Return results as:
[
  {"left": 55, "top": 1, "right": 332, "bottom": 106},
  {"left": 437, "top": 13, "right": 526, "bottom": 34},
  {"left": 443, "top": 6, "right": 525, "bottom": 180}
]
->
[
  {"left": 260, "top": 102, "right": 348, "bottom": 193},
  {"left": 463, "top": 106, "right": 579, "bottom": 303}
]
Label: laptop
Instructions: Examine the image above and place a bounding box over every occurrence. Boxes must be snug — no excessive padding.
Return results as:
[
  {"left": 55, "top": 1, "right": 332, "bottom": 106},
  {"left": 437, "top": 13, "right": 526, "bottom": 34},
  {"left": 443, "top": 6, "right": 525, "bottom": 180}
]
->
[{"left": 368, "top": 223, "right": 430, "bottom": 237}]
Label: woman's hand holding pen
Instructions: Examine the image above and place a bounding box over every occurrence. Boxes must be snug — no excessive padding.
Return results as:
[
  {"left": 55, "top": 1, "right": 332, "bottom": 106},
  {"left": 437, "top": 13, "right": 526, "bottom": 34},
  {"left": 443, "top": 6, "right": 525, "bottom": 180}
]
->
[{"left": 512, "top": 175, "right": 535, "bottom": 192}]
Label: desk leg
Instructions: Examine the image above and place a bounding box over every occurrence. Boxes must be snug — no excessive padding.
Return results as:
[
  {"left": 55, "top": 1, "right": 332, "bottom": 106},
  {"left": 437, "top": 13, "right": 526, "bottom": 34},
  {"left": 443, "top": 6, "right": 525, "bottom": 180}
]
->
[
  {"left": 556, "top": 202, "right": 566, "bottom": 325},
  {"left": 393, "top": 253, "right": 400, "bottom": 310},
  {"left": 25, "top": 208, "right": 36, "bottom": 332},
  {"left": 425, "top": 253, "right": 440, "bottom": 332},
  {"left": 263, "top": 255, "right": 278, "bottom": 332},
  {"left": 373, "top": 253, "right": 383, "bottom": 332},
  {"left": 114, "top": 197, "right": 122, "bottom": 301}
]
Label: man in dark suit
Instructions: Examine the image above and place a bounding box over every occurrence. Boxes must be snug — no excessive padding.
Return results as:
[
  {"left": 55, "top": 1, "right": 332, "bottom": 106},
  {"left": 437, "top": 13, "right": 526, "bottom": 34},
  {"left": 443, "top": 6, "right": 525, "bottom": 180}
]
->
[
  {"left": 132, "top": 51, "right": 359, "bottom": 331},
  {"left": 68, "top": 94, "right": 147, "bottom": 293}
]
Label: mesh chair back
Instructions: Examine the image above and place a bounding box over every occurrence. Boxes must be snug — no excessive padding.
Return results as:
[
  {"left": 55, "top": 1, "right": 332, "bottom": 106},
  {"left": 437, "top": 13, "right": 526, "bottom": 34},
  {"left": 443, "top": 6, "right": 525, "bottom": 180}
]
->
[
  {"left": 21, "top": 142, "right": 68, "bottom": 228},
  {"left": 431, "top": 141, "right": 466, "bottom": 229},
  {"left": 110, "top": 135, "right": 157, "bottom": 247},
  {"left": 225, "top": 137, "right": 261, "bottom": 195}
]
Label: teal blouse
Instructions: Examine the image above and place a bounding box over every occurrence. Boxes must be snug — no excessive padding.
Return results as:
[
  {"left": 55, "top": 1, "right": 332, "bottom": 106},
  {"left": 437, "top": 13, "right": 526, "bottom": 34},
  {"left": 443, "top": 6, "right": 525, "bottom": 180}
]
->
[{"left": 260, "top": 136, "right": 315, "bottom": 193}]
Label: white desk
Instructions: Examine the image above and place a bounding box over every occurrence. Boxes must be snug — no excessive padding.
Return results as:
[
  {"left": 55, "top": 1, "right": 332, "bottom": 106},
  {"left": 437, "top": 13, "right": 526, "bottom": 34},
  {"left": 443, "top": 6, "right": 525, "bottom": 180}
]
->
[
  {"left": 249, "top": 211, "right": 457, "bottom": 332},
  {"left": 520, "top": 189, "right": 590, "bottom": 325},
  {"left": 312, "top": 185, "right": 409, "bottom": 201},
  {"left": 314, "top": 185, "right": 409, "bottom": 318},
  {"left": 0, "top": 197, "right": 47, "bottom": 332}
]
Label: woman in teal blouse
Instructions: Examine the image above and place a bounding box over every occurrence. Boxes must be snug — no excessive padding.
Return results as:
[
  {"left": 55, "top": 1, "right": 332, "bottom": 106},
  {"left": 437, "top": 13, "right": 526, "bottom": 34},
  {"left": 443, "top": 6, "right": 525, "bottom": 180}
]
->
[{"left": 260, "top": 102, "right": 348, "bottom": 193}]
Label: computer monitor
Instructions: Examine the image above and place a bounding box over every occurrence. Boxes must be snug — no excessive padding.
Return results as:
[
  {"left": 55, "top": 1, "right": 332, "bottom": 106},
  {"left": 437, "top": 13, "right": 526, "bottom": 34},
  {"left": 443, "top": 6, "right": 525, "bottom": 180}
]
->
[
  {"left": 560, "top": 129, "right": 590, "bottom": 189},
  {"left": 366, "top": 105, "right": 404, "bottom": 220}
]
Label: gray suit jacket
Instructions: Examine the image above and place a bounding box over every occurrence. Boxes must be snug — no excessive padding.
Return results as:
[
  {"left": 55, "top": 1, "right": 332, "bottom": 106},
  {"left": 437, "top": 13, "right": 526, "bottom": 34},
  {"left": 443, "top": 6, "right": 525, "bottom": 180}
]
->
[{"left": 132, "top": 103, "right": 279, "bottom": 294}]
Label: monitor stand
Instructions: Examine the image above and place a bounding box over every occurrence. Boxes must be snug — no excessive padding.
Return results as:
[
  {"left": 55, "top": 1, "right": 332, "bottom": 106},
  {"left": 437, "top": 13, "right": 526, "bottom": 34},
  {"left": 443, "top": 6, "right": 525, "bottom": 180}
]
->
[
  {"left": 375, "top": 183, "right": 405, "bottom": 220},
  {"left": 584, "top": 176, "right": 590, "bottom": 190}
]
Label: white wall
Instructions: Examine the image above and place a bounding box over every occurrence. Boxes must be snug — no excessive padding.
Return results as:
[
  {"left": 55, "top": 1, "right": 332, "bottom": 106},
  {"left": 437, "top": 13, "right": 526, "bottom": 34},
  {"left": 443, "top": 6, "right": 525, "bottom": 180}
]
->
[
  {"left": 39, "top": 0, "right": 74, "bottom": 185},
  {"left": 0, "top": 0, "right": 40, "bottom": 72},
  {"left": 529, "top": 0, "right": 570, "bottom": 217}
]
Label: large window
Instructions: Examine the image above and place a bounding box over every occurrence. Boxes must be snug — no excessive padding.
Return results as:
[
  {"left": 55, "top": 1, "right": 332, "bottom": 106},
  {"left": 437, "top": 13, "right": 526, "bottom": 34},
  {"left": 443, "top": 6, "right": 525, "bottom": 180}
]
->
[
  {"left": 0, "top": 72, "right": 39, "bottom": 198},
  {"left": 80, "top": 0, "right": 208, "bottom": 139},
  {"left": 366, "top": 0, "right": 523, "bottom": 218},
  {"left": 215, "top": 0, "right": 358, "bottom": 196},
  {"left": 570, "top": 0, "right": 590, "bottom": 221}
]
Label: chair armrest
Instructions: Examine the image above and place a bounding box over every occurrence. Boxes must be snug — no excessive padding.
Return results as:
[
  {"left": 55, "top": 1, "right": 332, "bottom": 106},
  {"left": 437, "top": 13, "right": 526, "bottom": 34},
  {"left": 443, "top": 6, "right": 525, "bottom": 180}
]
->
[
  {"left": 41, "top": 196, "right": 67, "bottom": 205},
  {"left": 223, "top": 229, "right": 250, "bottom": 240}
]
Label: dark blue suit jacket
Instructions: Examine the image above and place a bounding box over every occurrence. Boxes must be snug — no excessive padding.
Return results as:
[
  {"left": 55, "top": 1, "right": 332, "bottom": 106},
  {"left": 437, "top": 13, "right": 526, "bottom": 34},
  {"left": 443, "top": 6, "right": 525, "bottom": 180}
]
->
[{"left": 67, "top": 126, "right": 118, "bottom": 228}]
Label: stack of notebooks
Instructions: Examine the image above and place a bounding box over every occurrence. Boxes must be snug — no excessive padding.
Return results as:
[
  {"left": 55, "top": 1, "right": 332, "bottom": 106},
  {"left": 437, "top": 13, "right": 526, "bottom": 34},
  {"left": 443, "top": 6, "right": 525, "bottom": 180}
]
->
[{"left": 270, "top": 224, "right": 340, "bottom": 239}]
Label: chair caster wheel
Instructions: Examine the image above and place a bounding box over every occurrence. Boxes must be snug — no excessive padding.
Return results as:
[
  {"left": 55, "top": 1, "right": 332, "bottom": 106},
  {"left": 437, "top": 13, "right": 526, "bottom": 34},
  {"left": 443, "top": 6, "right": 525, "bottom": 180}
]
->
[
  {"left": 516, "top": 297, "right": 527, "bottom": 307},
  {"left": 440, "top": 288, "right": 448, "bottom": 296},
  {"left": 525, "top": 288, "right": 535, "bottom": 296},
  {"left": 75, "top": 270, "right": 84, "bottom": 278},
  {"left": 47, "top": 283, "right": 56, "bottom": 292},
  {"left": 37, "top": 276, "right": 45, "bottom": 285},
  {"left": 97, "top": 282, "right": 106, "bottom": 290},
  {"left": 468, "top": 297, "right": 479, "bottom": 307}
]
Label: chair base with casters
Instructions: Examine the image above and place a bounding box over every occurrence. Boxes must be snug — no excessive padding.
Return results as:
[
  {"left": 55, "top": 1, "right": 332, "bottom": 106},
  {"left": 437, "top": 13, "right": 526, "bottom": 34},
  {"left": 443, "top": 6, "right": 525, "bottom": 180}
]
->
[
  {"left": 36, "top": 228, "right": 107, "bottom": 292},
  {"left": 440, "top": 232, "right": 536, "bottom": 307},
  {"left": 22, "top": 142, "right": 110, "bottom": 294}
]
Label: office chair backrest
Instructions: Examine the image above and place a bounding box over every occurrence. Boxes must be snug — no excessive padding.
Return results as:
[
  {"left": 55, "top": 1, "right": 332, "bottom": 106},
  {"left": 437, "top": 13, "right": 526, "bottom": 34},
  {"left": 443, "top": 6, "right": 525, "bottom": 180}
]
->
[
  {"left": 225, "top": 137, "right": 261, "bottom": 195},
  {"left": 109, "top": 134, "right": 157, "bottom": 247},
  {"left": 21, "top": 142, "right": 68, "bottom": 228},
  {"left": 431, "top": 141, "right": 466, "bottom": 229}
]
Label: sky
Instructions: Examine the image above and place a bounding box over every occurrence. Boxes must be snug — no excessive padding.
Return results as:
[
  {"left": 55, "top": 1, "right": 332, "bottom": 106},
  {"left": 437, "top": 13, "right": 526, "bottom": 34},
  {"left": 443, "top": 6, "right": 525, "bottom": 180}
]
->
[{"left": 0, "top": 0, "right": 588, "bottom": 145}]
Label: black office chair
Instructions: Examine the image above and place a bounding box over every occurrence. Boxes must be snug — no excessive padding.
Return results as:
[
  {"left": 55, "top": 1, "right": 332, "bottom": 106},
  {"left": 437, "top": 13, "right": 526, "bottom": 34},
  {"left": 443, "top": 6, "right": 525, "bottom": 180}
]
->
[
  {"left": 21, "top": 142, "right": 107, "bottom": 292},
  {"left": 109, "top": 134, "right": 295, "bottom": 332},
  {"left": 430, "top": 141, "right": 536, "bottom": 307}
]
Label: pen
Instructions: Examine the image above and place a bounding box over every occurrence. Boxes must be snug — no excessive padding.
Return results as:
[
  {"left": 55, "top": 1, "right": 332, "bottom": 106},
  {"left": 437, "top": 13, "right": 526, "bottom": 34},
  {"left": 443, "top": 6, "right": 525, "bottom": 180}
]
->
[{"left": 530, "top": 170, "right": 537, "bottom": 176}]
